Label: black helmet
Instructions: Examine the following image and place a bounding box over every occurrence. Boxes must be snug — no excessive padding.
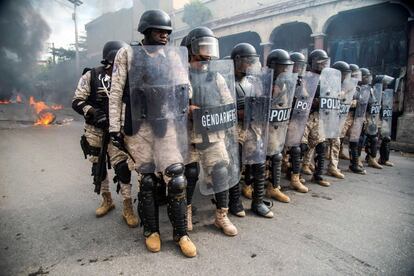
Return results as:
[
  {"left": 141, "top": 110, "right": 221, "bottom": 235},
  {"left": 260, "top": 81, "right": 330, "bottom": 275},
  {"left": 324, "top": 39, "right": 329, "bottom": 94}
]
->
[
  {"left": 349, "top": 63, "right": 359, "bottom": 72},
  {"left": 290, "top": 52, "right": 306, "bottom": 63},
  {"left": 180, "top": 35, "right": 188, "bottom": 47},
  {"left": 308, "top": 49, "right": 329, "bottom": 65},
  {"left": 332, "top": 61, "right": 351, "bottom": 73},
  {"left": 360, "top": 68, "right": 371, "bottom": 77},
  {"left": 187, "top": 27, "right": 219, "bottom": 59},
  {"left": 137, "top": 10, "right": 172, "bottom": 34},
  {"left": 102, "top": 40, "right": 128, "bottom": 63},
  {"left": 266, "top": 49, "right": 293, "bottom": 67},
  {"left": 374, "top": 75, "right": 395, "bottom": 86},
  {"left": 230, "top": 43, "right": 258, "bottom": 59}
]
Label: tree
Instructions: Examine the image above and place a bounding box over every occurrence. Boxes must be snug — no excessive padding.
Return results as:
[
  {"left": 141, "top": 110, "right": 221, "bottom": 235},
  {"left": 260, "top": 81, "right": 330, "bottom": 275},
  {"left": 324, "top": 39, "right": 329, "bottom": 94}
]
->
[{"left": 182, "top": 0, "right": 212, "bottom": 28}]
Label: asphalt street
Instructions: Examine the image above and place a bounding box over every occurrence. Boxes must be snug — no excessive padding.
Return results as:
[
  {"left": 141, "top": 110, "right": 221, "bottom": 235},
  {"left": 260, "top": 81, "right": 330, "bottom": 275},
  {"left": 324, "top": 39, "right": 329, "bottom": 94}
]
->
[{"left": 0, "top": 121, "right": 413, "bottom": 276}]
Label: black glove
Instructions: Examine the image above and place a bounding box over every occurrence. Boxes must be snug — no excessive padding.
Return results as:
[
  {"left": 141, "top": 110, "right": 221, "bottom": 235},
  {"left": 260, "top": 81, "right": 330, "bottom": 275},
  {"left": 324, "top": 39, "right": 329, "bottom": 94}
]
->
[
  {"left": 110, "top": 131, "right": 124, "bottom": 149},
  {"left": 93, "top": 109, "right": 108, "bottom": 129},
  {"left": 84, "top": 107, "right": 96, "bottom": 125}
]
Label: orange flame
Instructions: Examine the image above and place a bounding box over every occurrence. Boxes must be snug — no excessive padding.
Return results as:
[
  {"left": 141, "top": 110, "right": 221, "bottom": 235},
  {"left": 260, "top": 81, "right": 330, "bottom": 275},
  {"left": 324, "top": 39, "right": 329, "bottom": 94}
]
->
[
  {"left": 0, "top": 100, "right": 11, "bottom": 104},
  {"left": 29, "top": 96, "right": 56, "bottom": 125},
  {"left": 16, "top": 95, "right": 22, "bottom": 103}
]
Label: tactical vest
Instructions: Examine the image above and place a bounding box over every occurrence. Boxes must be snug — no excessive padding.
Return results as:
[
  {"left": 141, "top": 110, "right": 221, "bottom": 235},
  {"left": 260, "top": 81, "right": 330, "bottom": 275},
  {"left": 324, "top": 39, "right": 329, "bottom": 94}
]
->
[{"left": 88, "top": 66, "right": 110, "bottom": 115}]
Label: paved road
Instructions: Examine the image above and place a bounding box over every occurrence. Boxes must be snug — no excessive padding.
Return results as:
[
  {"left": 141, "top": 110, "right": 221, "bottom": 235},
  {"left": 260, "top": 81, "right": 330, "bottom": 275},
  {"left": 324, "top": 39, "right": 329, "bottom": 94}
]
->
[{"left": 0, "top": 121, "right": 413, "bottom": 276}]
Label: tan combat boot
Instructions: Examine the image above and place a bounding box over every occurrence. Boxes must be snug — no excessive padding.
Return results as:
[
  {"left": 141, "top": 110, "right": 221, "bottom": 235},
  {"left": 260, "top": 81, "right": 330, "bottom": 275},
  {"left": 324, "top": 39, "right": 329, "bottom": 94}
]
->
[
  {"left": 379, "top": 159, "right": 394, "bottom": 167},
  {"left": 290, "top": 174, "right": 309, "bottom": 193},
  {"left": 145, "top": 232, "right": 161, "bottom": 253},
  {"left": 187, "top": 205, "right": 193, "bottom": 231},
  {"left": 302, "top": 164, "right": 313, "bottom": 175},
  {"left": 242, "top": 184, "right": 253, "bottom": 199},
  {"left": 214, "top": 208, "right": 238, "bottom": 236},
  {"left": 327, "top": 167, "right": 345, "bottom": 179},
  {"left": 312, "top": 176, "right": 330, "bottom": 187},
  {"left": 266, "top": 184, "right": 290, "bottom": 203},
  {"left": 96, "top": 192, "right": 115, "bottom": 217},
  {"left": 368, "top": 156, "right": 383, "bottom": 169},
  {"left": 177, "top": 235, "right": 197, "bottom": 258},
  {"left": 122, "top": 198, "right": 139, "bottom": 228},
  {"left": 358, "top": 157, "right": 364, "bottom": 168}
]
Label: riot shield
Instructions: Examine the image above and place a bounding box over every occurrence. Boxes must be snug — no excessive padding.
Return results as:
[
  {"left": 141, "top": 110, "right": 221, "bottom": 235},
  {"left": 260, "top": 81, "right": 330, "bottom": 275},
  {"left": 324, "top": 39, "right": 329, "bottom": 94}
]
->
[
  {"left": 338, "top": 76, "right": 358, "bottom": 137},
  {"left": 319, "top": 68, "right": 341, "bottom": 139},
  {"left": 128, "top": 45, "right": 190, "bottom": 174},
  {"left": 190, "top": 59, "right": 240, "bottom": 195},
  {"left": 380, "top": 88, "right": 393, "bottom": 137},
  {"left": 285, "top": 71, "right": 320, "bottom": 147},
  {"left": 267, "top": 72, "right": 298, "bottom": 155},
  {"left": 349, "top": 85, "right": 370, "bottom": 142},
  {"left": 242, "top": 67, "right": 273, "bottom": 164},
  {"left": 366, "top": 83, "right": 383, "bottom": 136}
]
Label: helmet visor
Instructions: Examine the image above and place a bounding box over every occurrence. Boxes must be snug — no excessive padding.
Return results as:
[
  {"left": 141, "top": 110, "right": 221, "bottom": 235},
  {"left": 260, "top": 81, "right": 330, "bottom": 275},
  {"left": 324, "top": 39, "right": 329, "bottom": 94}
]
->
[
  {"left": 293, "top": 61, "right": 306, "bottom": 76},
  {"left": 235, "top": 56, "right": 260, "bottom": 73},
  {"left": 352, "top": 70, "right": 362, "bottom": 81},
  {"left": 191, "top": 37, "right": 219, "bottom": 59},
  {"left": 312, "top": 57, "right": 330, "bottom": 72}
]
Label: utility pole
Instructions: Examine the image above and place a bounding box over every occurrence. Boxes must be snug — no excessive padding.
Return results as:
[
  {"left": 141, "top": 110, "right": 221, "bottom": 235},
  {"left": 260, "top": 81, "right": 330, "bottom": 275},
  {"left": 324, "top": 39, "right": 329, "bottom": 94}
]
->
[{"left": 68, "top": 0, "right": 83, "bottom": 73}]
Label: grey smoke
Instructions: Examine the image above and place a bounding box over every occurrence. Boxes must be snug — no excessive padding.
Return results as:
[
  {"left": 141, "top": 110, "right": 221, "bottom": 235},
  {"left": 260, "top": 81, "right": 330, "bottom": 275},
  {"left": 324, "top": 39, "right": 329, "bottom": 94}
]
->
[{"left": 0, "top": 0, "right": 51, "bottom": 100}]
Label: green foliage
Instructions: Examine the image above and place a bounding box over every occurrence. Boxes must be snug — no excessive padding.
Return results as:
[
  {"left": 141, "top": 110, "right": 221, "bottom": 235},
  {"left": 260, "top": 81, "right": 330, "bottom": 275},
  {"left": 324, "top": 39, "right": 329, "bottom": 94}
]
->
[{"left": 182, "top": 0, "right": 212, "bottom": 28}]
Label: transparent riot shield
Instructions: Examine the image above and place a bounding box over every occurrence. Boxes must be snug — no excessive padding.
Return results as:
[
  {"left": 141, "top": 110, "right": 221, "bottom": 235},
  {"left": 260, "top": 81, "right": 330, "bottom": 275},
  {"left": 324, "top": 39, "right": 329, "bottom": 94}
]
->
[
  {"left": 380, "top": 88, "right": 393, "bottom": 137},
  {"left": 242, "top": 67, "right": 273, "bottom": 165},
  {"left": 285, "top": 71, "right": 320, "bottom": 147},
  {"left": 366, "top": 83, "right": 383, "bottom": 136},
  {"left": 190, "top": 59, "right": 240, "bottom": 195},
  {"left": 128, "top": 45, "right": 190, "bottom": 174},
  {"left": 319, "top": 68, "right": 342, "bottom": 139},
  {"left": 267, "top": 72, "right": 298, "bottom": 155},
  {"left": 338, "top": 76, "right": 358, "bottom": 137},
  {"left": 349, "top": 85, "right": 370, "bottom": 142}
]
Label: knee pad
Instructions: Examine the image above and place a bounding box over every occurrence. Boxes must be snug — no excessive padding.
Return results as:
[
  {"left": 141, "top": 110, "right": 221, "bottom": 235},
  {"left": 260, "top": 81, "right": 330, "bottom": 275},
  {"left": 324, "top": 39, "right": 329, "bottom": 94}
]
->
[
  {"left": 184, "top": 162, "right": 199, "bottom": 181},
  {"left": 300, "top": 143, "right": 308, "bottom": 154},
  {"left": 315, "top": 142, "right": 325, "bottom": 155},
  {"left": 271, "top": 153, "right": 283, "bottom": 163},
  {"left": 290, "top": 146, "right": 301, "bottom": 157},
  {"left": 212, "top": 161, "right": 228, "bottom": 190},
  {"left": 382, "top": 136, "right": 391, "bottom": 143},
  {"left": 141, "top": 174, "right": 157, "bottom": 192},
  {"left": 114, "top": 160, "right": 131, "bottom": 184},
  {"left": 166, "top": 163, "right": 186, "bottom": 193}
]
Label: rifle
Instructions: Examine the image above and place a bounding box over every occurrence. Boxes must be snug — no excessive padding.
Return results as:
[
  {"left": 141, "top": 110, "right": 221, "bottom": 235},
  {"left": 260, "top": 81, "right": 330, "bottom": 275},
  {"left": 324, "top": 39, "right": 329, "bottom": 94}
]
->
[{"left": 93, "top": 130, "right": 110, "bottom": 194}]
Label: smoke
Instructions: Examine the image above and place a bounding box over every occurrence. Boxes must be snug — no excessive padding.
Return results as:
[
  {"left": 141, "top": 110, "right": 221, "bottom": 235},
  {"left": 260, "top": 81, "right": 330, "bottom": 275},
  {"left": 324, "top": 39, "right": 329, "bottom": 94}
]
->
[{"left": 0, "top": 0, "right": 50, "bottom": 100}]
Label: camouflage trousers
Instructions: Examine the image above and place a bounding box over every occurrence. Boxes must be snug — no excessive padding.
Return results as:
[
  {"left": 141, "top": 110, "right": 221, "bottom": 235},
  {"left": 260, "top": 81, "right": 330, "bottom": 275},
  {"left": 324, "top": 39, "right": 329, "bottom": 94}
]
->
[
  {"left": 84, "top": 124, "right": 131, "bottom": 199},
  {"left": 325, "top": 113, "right": 355, "bottom": 170},
  {"left": 124, "top": 121, "right": 185, "bottom": 184},
  {"left": 238, "top": 123, "right": 266, "bottom": 164},
  {"left": 301, "top": 112, "right": 325, "bottom": 166}
]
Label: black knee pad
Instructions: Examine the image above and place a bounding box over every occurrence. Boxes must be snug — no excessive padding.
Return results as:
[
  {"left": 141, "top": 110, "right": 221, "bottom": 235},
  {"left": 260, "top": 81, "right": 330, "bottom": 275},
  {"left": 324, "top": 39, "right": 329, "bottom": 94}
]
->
[
  {"left": 299, "top": 143, "right": 308, "bottom": 154},
  {"left": 141, "top": 174, "right": 157, "bottom": 191},
  {"left": 212, "top": 161, "right": 228, "bottom": 192},
  {"left": 114, "top": 160, "right": 131, "bottom": 184},
  {"left": 166, "top": 163, "right": 186, "bottom": 194},
  {"left": 290, "top": 146, "right": 301, "bottom": 156},
  {"left": 184, "top": 162, "right": 199, "bottom": 181},
  {"left": 271, "top": 153, "right": 283, "bottom": 163},
  {"left": 315, "top": 142, "right": 326, "bottom": 155},
  {"left": 382, "top": 136, "right": 391, "bottom": 143}
]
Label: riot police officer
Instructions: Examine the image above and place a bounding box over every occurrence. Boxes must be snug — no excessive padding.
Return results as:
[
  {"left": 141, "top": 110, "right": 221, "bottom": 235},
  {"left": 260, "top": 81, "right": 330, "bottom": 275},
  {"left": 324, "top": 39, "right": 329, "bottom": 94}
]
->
[
  {"left": 266, "top": 49, "right": 297, "bottom": 208},
  {"left": 72, "top": 41, "right": 139, "bottom": 228},
  {"left": 301, "top": 49, "right": 331, "bottom": 187},
  {"left": 108, "top": 10, "right": 196, "bottom": 258},
  {"left": 187, "top": 26, "right": 241, "bottom": 234}
]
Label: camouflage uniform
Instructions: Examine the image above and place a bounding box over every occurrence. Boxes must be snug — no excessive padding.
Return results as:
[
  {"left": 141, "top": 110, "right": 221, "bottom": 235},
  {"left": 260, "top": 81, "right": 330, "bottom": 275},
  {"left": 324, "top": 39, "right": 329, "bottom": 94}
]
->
[
  {"left": 109, "top": 46, "right": 188, "bottom": 177},
  {"left": 73, "top": 69, "right": 131, "bottom": 198}
]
